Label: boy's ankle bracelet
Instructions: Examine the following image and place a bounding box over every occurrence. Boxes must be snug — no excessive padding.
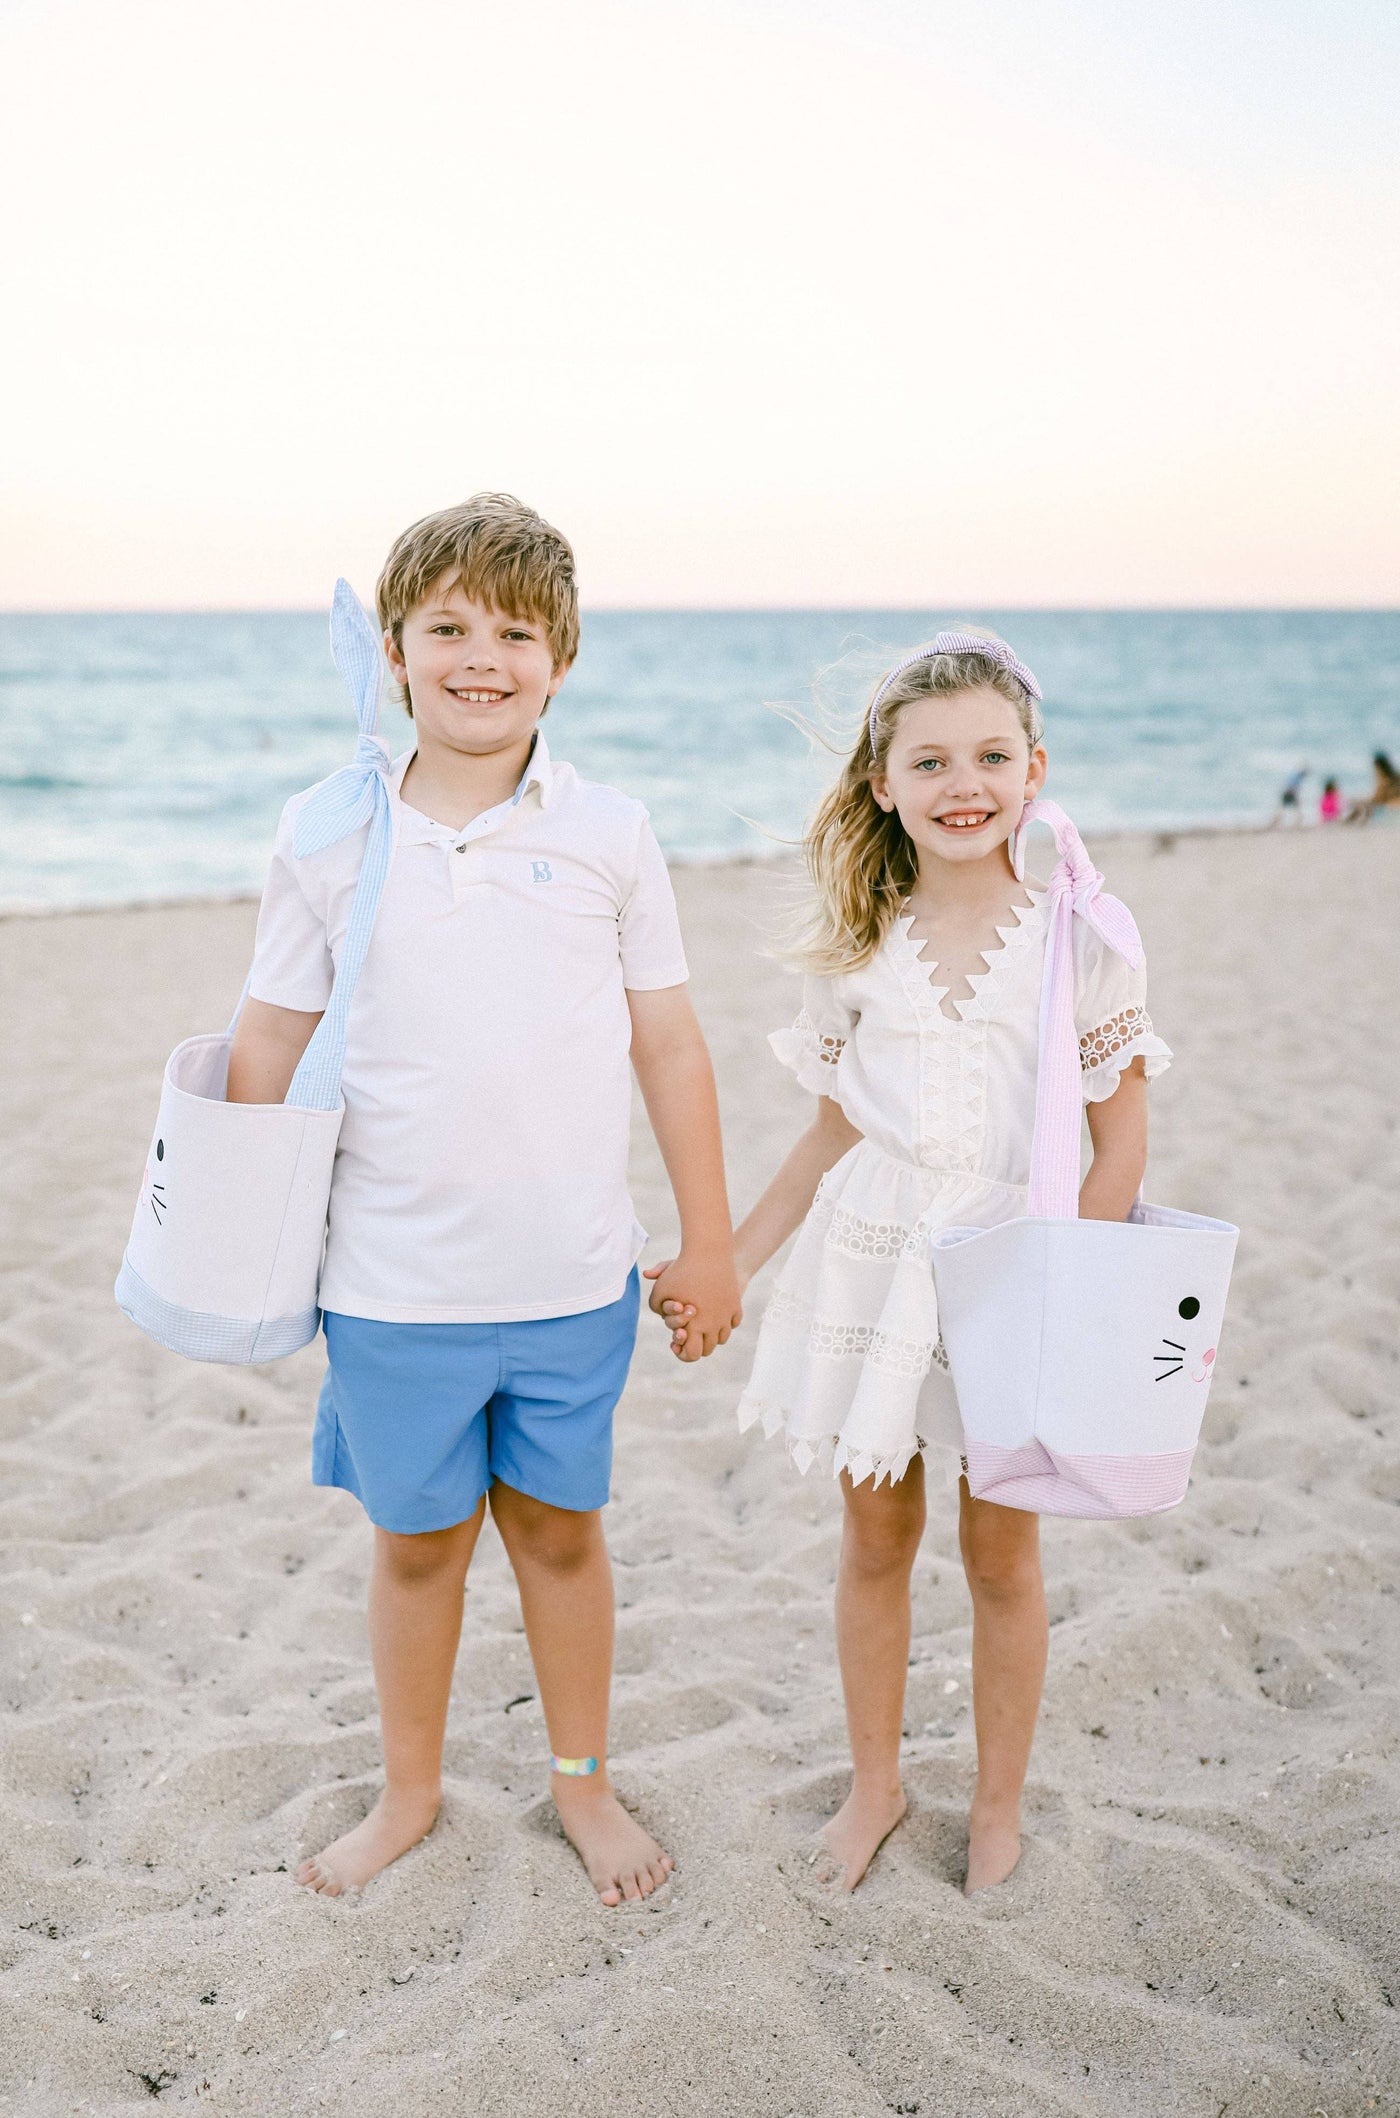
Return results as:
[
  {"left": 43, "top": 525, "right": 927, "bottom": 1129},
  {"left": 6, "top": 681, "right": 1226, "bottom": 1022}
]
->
[{"left": 550, "top": 1753, "right": 599, "bottom": 1777}]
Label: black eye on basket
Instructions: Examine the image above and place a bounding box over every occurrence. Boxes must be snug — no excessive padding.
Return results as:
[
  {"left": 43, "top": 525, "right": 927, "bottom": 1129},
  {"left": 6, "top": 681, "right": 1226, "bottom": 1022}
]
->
[
  {"left": 1178, "top": 1296, "right": 1199, "bottom": 1320},
  {"left": 156, "top": 1139, "right": 165, "bottom": 1162}
]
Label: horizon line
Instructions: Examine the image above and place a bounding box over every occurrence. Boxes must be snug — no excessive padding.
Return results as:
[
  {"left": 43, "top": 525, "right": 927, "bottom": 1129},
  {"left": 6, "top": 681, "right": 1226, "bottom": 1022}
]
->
[{"left": 3, "top": 602, "right": 1398, "bottom": 620}]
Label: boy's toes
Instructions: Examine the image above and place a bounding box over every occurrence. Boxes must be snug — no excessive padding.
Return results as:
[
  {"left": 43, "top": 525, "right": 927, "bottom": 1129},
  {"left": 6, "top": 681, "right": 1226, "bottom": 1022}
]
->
[
  {"left": 296, "top": 1856, "right": 341, "bottom": 1896},
  {"left": 554, "top": 1784, "right": 672, "bottom": 1909},
  {"left": 618, "top": 1852, "right": 671, "bottom": 1900}
]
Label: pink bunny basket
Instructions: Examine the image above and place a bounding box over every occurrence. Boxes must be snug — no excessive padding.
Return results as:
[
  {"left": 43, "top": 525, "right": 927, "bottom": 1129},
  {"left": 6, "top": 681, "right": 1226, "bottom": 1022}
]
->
[{"left": 930, "top": 800, "right": 1238, "bottom": 1518}]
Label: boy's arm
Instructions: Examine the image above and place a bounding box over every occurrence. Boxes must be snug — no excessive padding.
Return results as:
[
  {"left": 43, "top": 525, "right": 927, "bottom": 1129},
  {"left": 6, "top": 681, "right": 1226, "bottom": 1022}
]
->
[
  {"left": 226, "top": 998, "right": 324, "bottom": 1104},
  {"left": 627, "top": 984, "right": 741, "bottom": 1362},
  {"left": 1079, "top": 1055, "right": 1148, "bottom": 1220}
]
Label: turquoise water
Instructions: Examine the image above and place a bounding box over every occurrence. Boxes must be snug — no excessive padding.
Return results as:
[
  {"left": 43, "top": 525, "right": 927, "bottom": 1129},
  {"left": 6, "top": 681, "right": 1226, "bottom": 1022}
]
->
[{"left": 2, "top": 609, "right": 1397, "bottom": 909}]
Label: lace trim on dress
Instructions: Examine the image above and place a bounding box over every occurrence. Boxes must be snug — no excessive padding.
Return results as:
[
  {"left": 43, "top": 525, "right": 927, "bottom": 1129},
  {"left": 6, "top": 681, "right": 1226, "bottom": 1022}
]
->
[
  {"left": 1078, "top": 1007, "right": 1173, "bottom": 1104},
  {"left": 1080, "top": 1004, "right": 1152, "bottom": 1069},
  {"left": 760, "top": 1285, "right": 934, "bottom": 1380},
  {"left": 762, "top": 1282, "right": 811, "bottom": 1328},
  {"left": 807, "top": 1191, "right": 931, "bottom": 1262},
  {"left": 769, "top": 1010, "right": 850, "bottom": 1099},
  {"left": 884, "top": 931, "right": 987, "bottom": 1172},
  {"left": 736, "top": 1393, "right": 926, "bottom": 1489},
  {"left": 883, "top": 896, "right": 1044, "bottom": 1175},
  {"left": 891, "top": 891, "right": 1045, "bottom": 1025},
  {"left": 793, "top": 1008, "right": 845, "bottom": 1070}
]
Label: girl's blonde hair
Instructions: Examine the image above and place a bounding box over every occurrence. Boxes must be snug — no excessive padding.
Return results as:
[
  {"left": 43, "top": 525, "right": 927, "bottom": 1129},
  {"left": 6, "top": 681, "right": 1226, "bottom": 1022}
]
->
[{"left": 793, "top": 637, "right": 1043, "bottom": 976}]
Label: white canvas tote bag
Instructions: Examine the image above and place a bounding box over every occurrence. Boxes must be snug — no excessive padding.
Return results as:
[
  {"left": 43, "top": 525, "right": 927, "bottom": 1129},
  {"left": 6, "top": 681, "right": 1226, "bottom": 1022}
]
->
[
  {"left": 930, "top": 799, "right": 1238, "bottom": 1518},
  {"left": 114, "top": 581, "right": 395, "bottom": 1364}
]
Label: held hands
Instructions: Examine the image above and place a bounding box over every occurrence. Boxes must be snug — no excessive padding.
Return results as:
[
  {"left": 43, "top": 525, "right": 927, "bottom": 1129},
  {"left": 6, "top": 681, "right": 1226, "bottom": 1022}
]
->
[{"left": 642, "top": 1245, "right": 744, "bottom": 1361}]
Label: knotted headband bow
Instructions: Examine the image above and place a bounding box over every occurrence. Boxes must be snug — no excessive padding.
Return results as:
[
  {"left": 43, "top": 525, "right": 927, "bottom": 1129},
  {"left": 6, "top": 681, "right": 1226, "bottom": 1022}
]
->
[{"left": 867, "top": 631, "right": 1043, "bottom": 749}]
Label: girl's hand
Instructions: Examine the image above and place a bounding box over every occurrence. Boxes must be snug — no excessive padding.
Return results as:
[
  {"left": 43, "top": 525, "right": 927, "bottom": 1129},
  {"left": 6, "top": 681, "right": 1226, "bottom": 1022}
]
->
[
  {"left": 643, "top": 1248, "right": 743, "bottom": 1361},
  {"left": 647, "top": 1275, "right": 695, "bottom": 1357},
  {"left": 642, "top": 1262, "right": 707, "bottom": 1358}
]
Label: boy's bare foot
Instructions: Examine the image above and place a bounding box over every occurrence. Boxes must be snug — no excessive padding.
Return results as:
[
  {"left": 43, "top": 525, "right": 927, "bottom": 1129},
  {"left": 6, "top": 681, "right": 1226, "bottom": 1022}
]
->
[
  {"left": 551, "top": 1774, "right": 673, "bottom": 1907},
  {"left": 296, "top": 1785, "right": 441, "bottom": 1898},
  {"left": 964, "top": 1799, "right": 1021, "bottom": 1893},
  {"left": 813, "top": 1782, "right": 907, "bottom": 1891}
]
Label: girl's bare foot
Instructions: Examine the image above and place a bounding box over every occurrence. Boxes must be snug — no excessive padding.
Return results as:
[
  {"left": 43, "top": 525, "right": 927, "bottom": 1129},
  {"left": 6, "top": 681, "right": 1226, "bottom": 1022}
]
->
[
  {"left": 813, "top": 1782, "right": 907, "bottom": 1891},
  {"left": 296, "top": 1785, "right": 440, "bottom": 1897},
  {"left": 964, "top": 1798, "right": 1021, "bottom": 1892},
  {"left": 551, "top": 1774, "right": 674, "bottom": 1906}
]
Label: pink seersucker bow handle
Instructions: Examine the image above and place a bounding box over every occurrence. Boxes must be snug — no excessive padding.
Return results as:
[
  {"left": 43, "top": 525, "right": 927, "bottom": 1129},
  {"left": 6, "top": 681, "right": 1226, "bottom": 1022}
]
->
[{"left": 1013, "top": 798, "right": 1143, "bottom": 1220}]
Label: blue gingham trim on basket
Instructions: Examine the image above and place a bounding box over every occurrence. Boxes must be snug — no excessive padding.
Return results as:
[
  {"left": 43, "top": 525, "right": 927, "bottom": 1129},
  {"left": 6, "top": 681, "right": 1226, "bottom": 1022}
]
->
[{"left": 115, "top": 1257, "right": 320, "bottom": 1365}]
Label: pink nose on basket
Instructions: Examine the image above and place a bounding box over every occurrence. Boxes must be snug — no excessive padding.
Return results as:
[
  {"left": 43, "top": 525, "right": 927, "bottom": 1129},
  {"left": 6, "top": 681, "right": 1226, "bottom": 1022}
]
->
[{"left": 1194, "top": 1347, "right": 1216, "bottom": 1384}]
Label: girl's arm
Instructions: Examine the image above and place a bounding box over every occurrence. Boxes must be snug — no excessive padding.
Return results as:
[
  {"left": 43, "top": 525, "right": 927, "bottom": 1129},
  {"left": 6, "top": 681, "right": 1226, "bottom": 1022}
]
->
[
  {"left": 733, "top": 1095, "right": 863, "bottom": 1287},
  {"left": 226, "top": 999, "right": 324, "bottom": 1104},
  {"left": 1079, "top": 1055, "right": 1148, "bottom": 1221},
  {"left": 649, "top": 1095, "right": 861, "bottom": 1350}
]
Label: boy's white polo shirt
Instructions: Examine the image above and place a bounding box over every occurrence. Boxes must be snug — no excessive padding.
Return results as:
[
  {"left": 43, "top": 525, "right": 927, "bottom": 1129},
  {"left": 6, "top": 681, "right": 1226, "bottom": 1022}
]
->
[{"left": 248, "top": 735, "right": 689, "bottom": 1324}]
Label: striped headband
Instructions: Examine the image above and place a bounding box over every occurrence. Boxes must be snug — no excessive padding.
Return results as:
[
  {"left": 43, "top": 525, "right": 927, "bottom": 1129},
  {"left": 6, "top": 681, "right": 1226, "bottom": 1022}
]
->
[{"left": 868, "top": 632, "right": 1043, "bottom": 747}]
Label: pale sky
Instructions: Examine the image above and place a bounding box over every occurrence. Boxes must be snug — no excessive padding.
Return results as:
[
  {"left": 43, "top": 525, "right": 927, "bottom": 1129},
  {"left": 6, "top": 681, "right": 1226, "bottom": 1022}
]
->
[{"left": 2, "top": 0, "right": 1396, "bottom": 608}]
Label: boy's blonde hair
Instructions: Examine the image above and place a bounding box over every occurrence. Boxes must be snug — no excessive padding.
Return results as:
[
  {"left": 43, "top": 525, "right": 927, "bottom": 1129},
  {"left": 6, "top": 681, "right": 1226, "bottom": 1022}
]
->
[
  {"left": 376, "top": 493, "right": 580, "bottom": 717},
  {"left": 794, "top": 635, "right": 1042, "bottom": 976}
]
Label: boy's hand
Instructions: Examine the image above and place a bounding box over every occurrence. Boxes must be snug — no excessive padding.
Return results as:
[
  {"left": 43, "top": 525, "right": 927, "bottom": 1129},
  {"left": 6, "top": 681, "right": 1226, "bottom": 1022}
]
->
[{"left": 643, "top": 1246, "right": 743, "bottom": 1361}]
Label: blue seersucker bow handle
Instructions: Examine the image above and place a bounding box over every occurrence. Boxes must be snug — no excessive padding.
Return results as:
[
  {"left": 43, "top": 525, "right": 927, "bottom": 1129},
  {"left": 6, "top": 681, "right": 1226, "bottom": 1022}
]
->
[
  {"left": 284, "top": 581, "right": 396, "bottom": 1112},
  {"left": 293, "top": 579, "right": 393, "bottom": 858}
]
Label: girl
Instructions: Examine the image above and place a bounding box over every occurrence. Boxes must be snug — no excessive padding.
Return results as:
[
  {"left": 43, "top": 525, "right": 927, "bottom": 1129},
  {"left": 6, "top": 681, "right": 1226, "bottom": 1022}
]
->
[{"left": 679, "top": 633, "right": 1171, "bottom": 1893}]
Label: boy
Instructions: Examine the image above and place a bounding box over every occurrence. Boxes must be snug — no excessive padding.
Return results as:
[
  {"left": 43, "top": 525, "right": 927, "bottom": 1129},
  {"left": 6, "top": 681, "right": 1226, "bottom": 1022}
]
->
[{"left": 229, "top": 494, "right": 740, "bottom": 1905}]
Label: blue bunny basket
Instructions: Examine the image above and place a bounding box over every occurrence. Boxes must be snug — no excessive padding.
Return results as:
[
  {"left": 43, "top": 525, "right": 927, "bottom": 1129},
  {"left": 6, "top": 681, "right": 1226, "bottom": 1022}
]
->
[{"left": 115, "top": 582, "right": 394, "bottom": 1364}]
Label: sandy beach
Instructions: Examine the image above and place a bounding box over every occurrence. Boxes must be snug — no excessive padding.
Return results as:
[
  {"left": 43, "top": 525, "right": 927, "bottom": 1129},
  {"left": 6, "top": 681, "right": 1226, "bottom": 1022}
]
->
[{"left": 2, "top": 825, "right": 1398, "bottom": 2118}]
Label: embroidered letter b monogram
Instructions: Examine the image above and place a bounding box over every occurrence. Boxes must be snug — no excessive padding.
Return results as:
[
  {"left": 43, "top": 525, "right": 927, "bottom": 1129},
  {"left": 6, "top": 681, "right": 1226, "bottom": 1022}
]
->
[{"left": 531, "top": 860, "right": 554, "bottom": 883}]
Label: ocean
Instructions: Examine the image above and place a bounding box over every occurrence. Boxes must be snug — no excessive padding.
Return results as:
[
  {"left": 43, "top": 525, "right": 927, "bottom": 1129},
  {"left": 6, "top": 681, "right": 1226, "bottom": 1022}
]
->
[{"left": 2, "top": 609, "right": 1397, "bottom": 911}]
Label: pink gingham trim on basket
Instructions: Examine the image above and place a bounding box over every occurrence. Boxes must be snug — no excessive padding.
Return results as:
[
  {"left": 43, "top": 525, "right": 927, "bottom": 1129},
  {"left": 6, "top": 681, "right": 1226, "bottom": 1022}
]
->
[{"left": 963, "top": 1440, "right": 1194, "bottom": 1518}]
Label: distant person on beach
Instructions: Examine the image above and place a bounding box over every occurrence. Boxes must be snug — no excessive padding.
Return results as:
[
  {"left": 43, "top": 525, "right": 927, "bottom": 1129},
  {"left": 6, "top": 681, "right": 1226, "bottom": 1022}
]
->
[
  {"left": 1273, "top": 767, "right": 1308, "bottom": 825},
  {"left": 1370, "top": 751, "right": 1400, "bottom": 812},
  {"left": 227, "top": 494, "right": 740, "bottom": 1905},
  {"left": 1319, "top": 778, "right": 1344, "bottom": 823},
  {"left": 661, "top": 632, "right": 1170, "bottom": 1894}
]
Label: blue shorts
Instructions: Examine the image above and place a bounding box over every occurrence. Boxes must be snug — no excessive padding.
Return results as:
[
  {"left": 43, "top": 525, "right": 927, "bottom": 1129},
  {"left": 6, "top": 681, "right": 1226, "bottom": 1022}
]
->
[{"left": 313, "top": 1270, "right": 640, "bottom": 1534}]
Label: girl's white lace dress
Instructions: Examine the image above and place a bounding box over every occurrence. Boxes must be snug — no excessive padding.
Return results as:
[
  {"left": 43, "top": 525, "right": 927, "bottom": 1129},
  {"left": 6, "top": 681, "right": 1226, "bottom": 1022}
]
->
[{"left": 737, "top": 893, "right": 1172, "bottom": 1487}]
